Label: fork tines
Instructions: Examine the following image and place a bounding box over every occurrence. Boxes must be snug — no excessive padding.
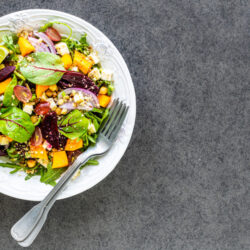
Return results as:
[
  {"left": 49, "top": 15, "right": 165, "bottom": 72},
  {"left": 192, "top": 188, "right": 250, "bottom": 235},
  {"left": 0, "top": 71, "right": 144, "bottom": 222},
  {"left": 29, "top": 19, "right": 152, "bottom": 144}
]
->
[{"left": 100, "top": 99, "right": 129, "bottom": 141}]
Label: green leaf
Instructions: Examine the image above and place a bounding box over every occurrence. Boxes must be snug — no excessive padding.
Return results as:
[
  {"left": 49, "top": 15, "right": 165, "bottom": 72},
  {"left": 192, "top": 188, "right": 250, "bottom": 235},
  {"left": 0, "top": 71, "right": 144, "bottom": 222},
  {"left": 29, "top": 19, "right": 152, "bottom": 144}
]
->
[
  {"left": 58, "top": 110, "right": 90, "bottom": 139},
  {"left": 19, "top": 52, "right": 65, "bottom": 85},
  {"left": 61, "top": 33, "right": 90, "bottom": 56},
  {"left": 0, "top": 162, "right": 21, "bottom": 168},
  {"left": 80, "top": 159, "right": 99, "bottom": 170},
  {"left": 40, "top": 162, "right": 66, "bottom": 186},
  {"left": 39, "top": 21, "right": 72, "bottom": 39},
  {"left": 2, "top": 34, "right": 20, "bottom": 63},
  {"left": 0, "top": 107, "right": 35, "bottom": 143},
  {"left": 3, "top": 75, "right": 19, "bottom": 107},
  {"left": 38, "top": 22, "right": 53, "bottom": 32}
]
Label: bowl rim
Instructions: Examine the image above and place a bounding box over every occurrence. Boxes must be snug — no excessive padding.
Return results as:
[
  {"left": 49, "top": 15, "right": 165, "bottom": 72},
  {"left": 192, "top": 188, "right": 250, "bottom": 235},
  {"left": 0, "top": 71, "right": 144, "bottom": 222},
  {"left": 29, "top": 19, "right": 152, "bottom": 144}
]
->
[{"left": 0, "top": 9, "right": 136, "bottom": 201}]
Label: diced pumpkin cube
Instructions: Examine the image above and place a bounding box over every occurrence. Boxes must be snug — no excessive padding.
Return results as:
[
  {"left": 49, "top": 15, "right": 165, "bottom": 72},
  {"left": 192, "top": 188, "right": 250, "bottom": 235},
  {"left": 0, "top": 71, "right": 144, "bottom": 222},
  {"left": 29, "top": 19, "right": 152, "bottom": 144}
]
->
[
  {"left": 0, "top": 77, "right": 12, "bottom": 94},
  {"left": 61, "top": 54, "right": 72, "bottom": 69},
  {"left": 98, "top": 94, "right": 111, "bottom": 108},
  {"left": 18, "top": 37, "right": 35, "bottom": 56},
  {"left": 65, "top": 138, "right": 83, "bottom": 151},
  {"left": 36, "top": 85, "right": 50, "bottom": 98},
  {"left": 52, "top": 151, "right": 68, "bottom": 168},
  {"left": 73, "top": 50, "right": 93, "bottom": 74},
  {"left": 30, "top": 145, "right": 48, "bottom": 161}
]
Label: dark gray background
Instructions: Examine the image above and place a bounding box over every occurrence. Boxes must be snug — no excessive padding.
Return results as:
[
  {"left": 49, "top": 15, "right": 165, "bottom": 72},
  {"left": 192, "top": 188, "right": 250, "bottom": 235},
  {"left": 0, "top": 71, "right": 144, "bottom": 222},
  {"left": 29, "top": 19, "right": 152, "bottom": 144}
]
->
[{"left": 0, "top": 1, "right": 249, "bottom": 249}]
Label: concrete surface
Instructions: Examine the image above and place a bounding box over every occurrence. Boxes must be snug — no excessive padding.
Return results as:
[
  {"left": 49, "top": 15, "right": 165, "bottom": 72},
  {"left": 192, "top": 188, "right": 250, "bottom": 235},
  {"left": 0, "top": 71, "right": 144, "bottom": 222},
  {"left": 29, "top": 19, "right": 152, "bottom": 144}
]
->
[{"left": 0, "top": 0, "right": 250, "bottom": 249}]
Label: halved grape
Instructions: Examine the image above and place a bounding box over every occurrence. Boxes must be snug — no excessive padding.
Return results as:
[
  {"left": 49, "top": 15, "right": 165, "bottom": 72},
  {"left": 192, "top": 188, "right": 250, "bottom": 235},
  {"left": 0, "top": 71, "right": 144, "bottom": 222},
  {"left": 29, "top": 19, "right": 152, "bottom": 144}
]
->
[
  {"left": 13, "top": 86, "right": 32, "bottom": 103},
  {"left": 45, "top": 27, "right": 61, "bottom": 42}
]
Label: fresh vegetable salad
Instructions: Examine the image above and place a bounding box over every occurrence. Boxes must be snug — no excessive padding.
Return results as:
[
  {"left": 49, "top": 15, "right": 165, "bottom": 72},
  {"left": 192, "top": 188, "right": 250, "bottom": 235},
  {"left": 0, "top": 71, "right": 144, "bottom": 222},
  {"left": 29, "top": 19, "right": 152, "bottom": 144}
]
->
[{"left": 0, "top": 22, "right": 114, "bottom": 185}]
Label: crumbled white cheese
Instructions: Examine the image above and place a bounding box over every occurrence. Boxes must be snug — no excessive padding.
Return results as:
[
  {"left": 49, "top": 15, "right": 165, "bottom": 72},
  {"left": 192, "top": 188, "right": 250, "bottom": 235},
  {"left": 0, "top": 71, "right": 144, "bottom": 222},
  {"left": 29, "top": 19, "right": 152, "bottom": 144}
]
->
[
  {"left": 42, "top": 140, "right": 52, "bottom": 151},
  {"left": 57, "top": 99, "right": 64, "bottom": 105},
  {"left": 23, "top": 103, "right": 33, "bottom": 115},
  {"left": 101, "top": 69, "right": 113, "bottom": 81},
  {"left": 88, "top": 68, "right": 101, "bottom": 81},
  {"left": 37, "top": 159, "right": 48, "bottom": 168},
  {"left": 88, "top": 123, "right": 96, "bottom": 134},
  {"left": 0, "top": 95, "right": 4, "bottom": 102},
  {"left": 73, "top": 92, "right": 84, "bottom": 104},
  {"left": 47, "top": 98, "right": 57, "bottom": 111},
  {"left": 71, "top": 66, "right": 79, "bottom": 72},
  {"left": 88, "top": 52, "right": 100, "bottom": 64},
  {"left": 55, "top": 42, "right": 70, "bottom": 56}
]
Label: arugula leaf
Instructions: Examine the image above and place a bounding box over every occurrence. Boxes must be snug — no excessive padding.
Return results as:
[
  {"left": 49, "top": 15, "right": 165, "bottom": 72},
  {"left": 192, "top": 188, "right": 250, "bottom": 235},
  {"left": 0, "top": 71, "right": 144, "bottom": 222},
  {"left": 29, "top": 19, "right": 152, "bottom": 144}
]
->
[
  {"left": 3, "top": 75, "right": 19, "bottom": 107},
  {"left": 40, "top": 162, "right": 66, "bottom": 186},
  {"left": 80, "top": 159, "right": 99, "bottom": 170},
  {"left": 0, "top": 162, "right": 21, "bottom": 168},
  {"left": 61, "top": 33, "right": 90, "bottom": 56},
  {"left": 58, "top": 110, "right": 90, "bottom": 139},
  {"left": 19, "top": 52, "right": 65, "bottom": 85},
  {"left": 2, "top": 34, "right": 20, "bottom": 62},
  {"left": 0, "top": 107, "right": 35, "bottom": 143}
]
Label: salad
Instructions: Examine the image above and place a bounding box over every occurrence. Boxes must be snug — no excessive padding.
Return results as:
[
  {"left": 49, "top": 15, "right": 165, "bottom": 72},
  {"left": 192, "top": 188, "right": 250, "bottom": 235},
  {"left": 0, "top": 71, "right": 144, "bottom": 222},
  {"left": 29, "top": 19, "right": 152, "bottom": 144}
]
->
[{"left": 0, "top": 22, "right": 114, "bottom": 185}]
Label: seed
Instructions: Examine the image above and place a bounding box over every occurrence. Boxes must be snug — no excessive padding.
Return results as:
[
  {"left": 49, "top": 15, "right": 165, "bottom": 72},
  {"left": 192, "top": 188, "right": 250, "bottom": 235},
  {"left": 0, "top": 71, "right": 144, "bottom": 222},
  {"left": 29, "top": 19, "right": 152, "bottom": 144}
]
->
[
  {"left": 61, "top": 108, "right": 68, "bottom": 115},
  {"left": 31, "top": 115, "right": 38, "bottom": 124},
  {"left": 55, "top": 107, "right": 62, "bottom": 115},
  {"left": 46, "top": 89, "right": 53, "bottom": 97},
  {"left": 27, "top": 159, "right": 36, "bottom": 168},
  {"left": 58, "top": 99, "right": 64, "bottom": 105}
]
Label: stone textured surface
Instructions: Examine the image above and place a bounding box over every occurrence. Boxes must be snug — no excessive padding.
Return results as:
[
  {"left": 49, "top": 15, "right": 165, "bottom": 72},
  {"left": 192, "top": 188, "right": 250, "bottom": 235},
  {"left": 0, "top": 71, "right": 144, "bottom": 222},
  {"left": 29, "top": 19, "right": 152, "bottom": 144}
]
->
[{"left": 0, "top": 0, "right": 250, "bottom": 249}]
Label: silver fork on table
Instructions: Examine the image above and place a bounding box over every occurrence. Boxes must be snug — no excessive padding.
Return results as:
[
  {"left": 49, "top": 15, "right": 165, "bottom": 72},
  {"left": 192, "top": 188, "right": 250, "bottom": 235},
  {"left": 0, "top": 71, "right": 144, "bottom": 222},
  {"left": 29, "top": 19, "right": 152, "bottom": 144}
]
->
[{"left": 10, "top": 99, "right": 129, "bottom": 247}]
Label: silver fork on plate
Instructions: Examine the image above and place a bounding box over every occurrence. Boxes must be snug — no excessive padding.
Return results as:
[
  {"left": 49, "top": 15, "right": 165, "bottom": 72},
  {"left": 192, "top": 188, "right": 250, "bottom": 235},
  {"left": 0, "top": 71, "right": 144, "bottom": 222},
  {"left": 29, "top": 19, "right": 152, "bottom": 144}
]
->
[{"left": 10, "top": 99, "right": 129, "bottom": 247}]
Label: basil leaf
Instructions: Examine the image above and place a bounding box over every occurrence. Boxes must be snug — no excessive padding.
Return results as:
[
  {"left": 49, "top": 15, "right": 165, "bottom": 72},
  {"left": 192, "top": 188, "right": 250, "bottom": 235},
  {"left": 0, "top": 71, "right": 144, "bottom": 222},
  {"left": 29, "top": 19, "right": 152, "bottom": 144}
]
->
[
  {"left": 58, "top": 110, "right": 90, "bottom": 139},
  {"left": 3, "top": 75, "right": 19, "bottom": 107},
  {"left": 0, "top": 107, "right": 35, "bottom": 143},
  {"left": 19, "top": 52, "right": 65, "bottom": 85},
  {"left": 40, "top": 162, "right": 66, "bottom": 186}
]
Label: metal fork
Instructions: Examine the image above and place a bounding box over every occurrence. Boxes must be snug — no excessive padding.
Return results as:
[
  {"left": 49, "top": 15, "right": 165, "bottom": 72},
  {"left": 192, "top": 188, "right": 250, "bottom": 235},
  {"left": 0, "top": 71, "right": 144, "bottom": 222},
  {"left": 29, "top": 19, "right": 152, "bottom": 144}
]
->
[{"left": 10, "top": 99, "right": 129, "bottom": 247}]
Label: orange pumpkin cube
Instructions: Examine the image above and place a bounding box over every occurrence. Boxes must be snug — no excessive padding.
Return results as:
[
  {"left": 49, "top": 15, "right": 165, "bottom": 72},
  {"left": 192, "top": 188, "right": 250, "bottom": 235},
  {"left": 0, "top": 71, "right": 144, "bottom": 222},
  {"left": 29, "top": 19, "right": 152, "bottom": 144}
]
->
[
  {"left": 65, "top": 138, "right": 83, "bottom": 151},
  {"left": 52, "top": 151, "right": 68, "bottom": 168},
  {"left": 18, "top": 37, "right": 35, "bottom": 56},
  {"left": 0, "top": 77, "right": 12, "bottom": 94}
]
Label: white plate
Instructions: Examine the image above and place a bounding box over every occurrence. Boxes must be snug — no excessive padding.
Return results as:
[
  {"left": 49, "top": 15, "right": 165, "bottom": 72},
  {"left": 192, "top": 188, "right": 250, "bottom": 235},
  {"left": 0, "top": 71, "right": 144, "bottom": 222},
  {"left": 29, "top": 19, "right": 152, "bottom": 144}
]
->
[{"left": 0, "top": 9, "right": 136, "bottom": 201}]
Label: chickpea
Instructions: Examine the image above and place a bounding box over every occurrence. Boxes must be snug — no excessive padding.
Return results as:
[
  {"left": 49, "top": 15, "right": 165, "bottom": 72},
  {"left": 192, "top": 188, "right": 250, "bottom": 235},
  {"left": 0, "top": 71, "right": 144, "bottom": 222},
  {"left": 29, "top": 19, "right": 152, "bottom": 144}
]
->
[
  {"left": 31, "top": 115, "right": 38, "bottom": 124},
  {"left": 55, "top": 107, "right": 62, "bottom": 115},
  {"left": 46, "top": 89, "right": 53, "bottom": 97},
  {"left": 27, "top": 159, "right": 36, "bottom": 168}
]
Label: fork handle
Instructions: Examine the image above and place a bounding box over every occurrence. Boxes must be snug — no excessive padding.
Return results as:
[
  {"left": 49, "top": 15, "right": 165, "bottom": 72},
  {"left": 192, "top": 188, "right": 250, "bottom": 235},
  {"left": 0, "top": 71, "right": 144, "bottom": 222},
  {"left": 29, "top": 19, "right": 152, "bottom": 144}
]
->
[{"left": 11, "top": 147, "right": 98, "bottom": 246}]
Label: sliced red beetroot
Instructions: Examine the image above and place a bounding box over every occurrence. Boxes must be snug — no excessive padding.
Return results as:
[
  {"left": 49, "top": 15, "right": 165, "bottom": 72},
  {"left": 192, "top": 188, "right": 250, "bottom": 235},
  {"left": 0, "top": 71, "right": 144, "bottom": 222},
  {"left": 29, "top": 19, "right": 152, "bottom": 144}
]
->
[
  {"left": 0, "top": 66, "right": 15, "bottom": 82},
  {"left": 14, "top": 86, "right": 32, "bottom": 103},
  {"left": 30, "top": 127, "right": 43, "bottom": 146},
  {"left": 58, "top": 72, "right": 99, "bottom": 95},
  {"left": 40, "top": 111, "right": 67, "bottom": 149},
  {"left": 35, "top": 102, "right": 50, "bottom": 115},
  {"left": 45, "top": 27, "right": 61, "bottom": 42}
]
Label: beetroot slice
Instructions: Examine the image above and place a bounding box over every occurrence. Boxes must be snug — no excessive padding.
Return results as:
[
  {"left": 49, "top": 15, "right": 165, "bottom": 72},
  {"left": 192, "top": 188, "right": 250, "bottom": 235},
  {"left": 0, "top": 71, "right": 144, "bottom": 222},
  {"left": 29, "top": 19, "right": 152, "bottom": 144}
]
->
[
  {"left": 40, "top": 111, "right": 67, "bottom": 150},
  {"left": 58, "top": 72, "right": 99, "bottom": 95},
  {"left": 0, "top": 66, "right": 16, "bottom": 82}
]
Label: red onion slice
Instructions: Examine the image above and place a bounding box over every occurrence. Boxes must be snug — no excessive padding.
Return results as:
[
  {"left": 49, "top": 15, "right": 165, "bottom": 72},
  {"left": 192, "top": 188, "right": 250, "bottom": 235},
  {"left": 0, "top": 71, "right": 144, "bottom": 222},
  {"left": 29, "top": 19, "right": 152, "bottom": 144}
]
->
[
  {"left": 58, "top": 88, "right": 99, "bottom": 111},
  {"left": 28, "top": 37, "right": 49, "bottom": 53},
  {"left": 34, "top": 32, "right": 56, "bottom": 54}
]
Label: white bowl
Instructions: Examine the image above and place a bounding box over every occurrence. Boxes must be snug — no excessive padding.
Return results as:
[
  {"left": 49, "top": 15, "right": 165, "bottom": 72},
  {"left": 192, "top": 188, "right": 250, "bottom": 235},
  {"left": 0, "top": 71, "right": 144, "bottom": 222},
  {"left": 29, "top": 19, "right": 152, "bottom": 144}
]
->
[{"left": 0, "top": 9, "right": 136, "bottom": 201}]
